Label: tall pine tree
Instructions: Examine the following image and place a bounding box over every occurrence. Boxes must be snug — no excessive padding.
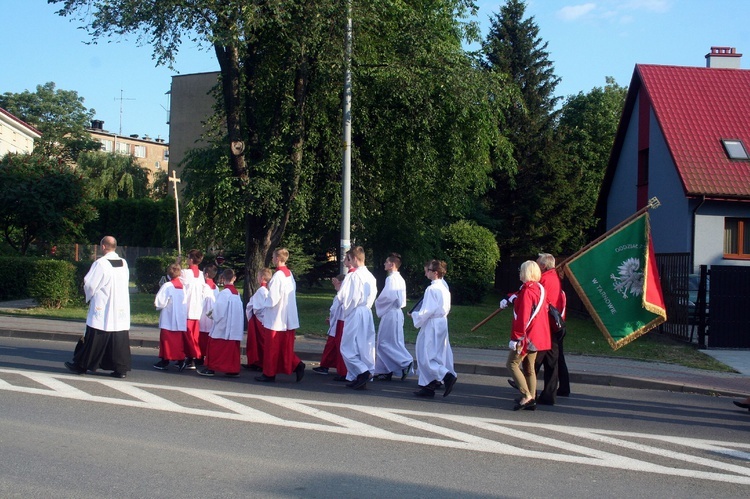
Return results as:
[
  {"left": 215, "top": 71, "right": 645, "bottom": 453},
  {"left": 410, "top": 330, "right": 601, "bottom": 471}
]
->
[{"left": 481, "top": 0, "right": 569, "bottom": 260}]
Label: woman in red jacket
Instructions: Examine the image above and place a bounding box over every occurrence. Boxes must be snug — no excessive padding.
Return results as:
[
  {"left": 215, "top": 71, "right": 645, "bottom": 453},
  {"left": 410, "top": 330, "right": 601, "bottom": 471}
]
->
[{"left": 506, "top": 260, "right": 551, "bottom": 411}]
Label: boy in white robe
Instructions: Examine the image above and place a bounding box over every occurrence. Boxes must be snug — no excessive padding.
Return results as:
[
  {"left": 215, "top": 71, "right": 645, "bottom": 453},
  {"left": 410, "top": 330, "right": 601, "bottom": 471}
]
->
[
  {"left": 65, "top": 236, "right": 131, "bottom": 378},
  {"left": 313, "top": 273, "right": 348, "bottom": 376},
  {"left": 255, "top": 248, "right": 305, "bottom": 383},
  {"left": 153, "top": 263, "right": 189, "bottom": 371},
  {"left": 197, "top": 264, "right": 219, "bottom": 366},
  {"left": 198, "top": 269, "right": 244, "bottom": 377},
  {"left": 180, "top": 249, "right": 206, "bottom": 370},
  {"left": 243, "top": 267, "right": 272, "bottom": 371},
  {"left": 410, "top": 259, "right": 457, "bottom": 398},
  {"left": 373, "top": 253, "right": 413, "bottom": 381},
  {"left": 338, "top": 246, "right": 377, "bottom": 390}
]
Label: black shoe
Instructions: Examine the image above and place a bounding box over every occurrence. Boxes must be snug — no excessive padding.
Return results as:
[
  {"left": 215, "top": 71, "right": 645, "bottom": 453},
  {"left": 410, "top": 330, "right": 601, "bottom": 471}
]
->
[
  {"left": 110, "top": 371, "right": 126, "bottom": 379},
  {"left": 197, "top": 369, "right": 215, "bottom": 377},
  {"left": 153, "top": 359, "right": 170, "bottom": 371},
  {"left": 332, "top": 375, "right": 348, "bottom": 382},
  {"left": 442, "top": 372, "right": 457, "bottom": 398},
  {"left": 733, "top": 400, "right": 750, "bottom": 409},
  {"left": 401, "top": 361, "right": 413, "bottom": 381},
  {"left": 195, "top": 358, "right": 204, "bottom": 367},
  {"left": 374, "top": 373, "right": 393, "bottom": 381},
  {"left": 513, "top": 399, "right": 537, "bottom": 411},
  {"left": 184, "top": 359, "right": 197, "bottom": 371},
  {"left": 557, "top": 390, "right": 570, "bottom": 397},
  {"left": 242, "top": 363, "right": 263, "bottom": 372},
  {"left": 414, "top": 387, "right": 435, "bottom": 398},
  {"left": 295, "top": 362, "right": 306, "bottom": 382},
  {"left": 255, "top": 374, "right": 276, "bottom": 382},
  {"left": 175, "top": 359, "right": 187, "bottom": 372},
  {"left": 312, "top": 367, "right": 329, "bottom": 375},
  {"left": 64, "top": 361, "right": 85, "bottom": 375},
  {"left": 348, "top": 371, "right": 370, "bottom": 390},
  {"left": 225, "top": 372, "right": 240, "bottom": 378},
  {"left": 536, "top": 397, "right": 555, "bottom": 406},
  {"left": 508, "top": 379, "right": 519, "bottom": 390}
]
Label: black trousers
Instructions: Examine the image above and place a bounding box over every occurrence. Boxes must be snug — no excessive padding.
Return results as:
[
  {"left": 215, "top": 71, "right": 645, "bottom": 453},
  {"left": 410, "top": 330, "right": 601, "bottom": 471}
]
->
[
  {"left": 534, "top": 328, "right": 569, "bottom": 402},
  {"left": 72, "top": 326, "right": 132, "bottom": 373}
]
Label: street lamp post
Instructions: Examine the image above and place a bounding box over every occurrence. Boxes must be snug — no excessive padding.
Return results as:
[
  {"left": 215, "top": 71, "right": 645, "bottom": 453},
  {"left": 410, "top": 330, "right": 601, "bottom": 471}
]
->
[{"left": 340, "top": 0, "right": 353, "bottom": 274}]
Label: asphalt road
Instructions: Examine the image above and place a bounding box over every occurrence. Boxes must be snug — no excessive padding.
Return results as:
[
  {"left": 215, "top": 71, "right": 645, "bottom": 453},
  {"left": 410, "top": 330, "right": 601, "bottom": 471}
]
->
[{"left": 1, "top": 337, "right": 749, "bottom": 498}]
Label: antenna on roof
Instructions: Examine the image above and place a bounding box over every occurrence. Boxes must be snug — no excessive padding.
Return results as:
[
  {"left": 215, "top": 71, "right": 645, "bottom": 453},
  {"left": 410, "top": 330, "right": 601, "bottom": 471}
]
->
[{"left": 114, "top": 90, "right": 135, "bottom": 135}]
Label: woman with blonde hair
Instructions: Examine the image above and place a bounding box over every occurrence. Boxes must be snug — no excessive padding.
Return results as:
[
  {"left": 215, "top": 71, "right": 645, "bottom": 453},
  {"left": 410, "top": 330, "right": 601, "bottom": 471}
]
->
[{"left": 506, "top": 260, "right": 551, "bottom": 411}]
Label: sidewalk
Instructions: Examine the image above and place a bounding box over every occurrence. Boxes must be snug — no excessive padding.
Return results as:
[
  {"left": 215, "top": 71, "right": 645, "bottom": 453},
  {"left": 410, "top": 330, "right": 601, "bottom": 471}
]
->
[{"left": 1, "top": 309, "right": 747, "bottom": 398}]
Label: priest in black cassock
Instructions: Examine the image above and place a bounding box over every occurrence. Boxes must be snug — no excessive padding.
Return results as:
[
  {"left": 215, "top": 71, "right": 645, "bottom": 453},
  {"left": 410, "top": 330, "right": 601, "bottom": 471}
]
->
[{"left": 65, "top": 235, "right": 131, "bottom": 378}]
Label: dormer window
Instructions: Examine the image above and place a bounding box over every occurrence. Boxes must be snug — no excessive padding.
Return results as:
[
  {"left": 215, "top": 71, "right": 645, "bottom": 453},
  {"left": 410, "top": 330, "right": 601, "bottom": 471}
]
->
[{"left": 721, "top": 139, "right": 749, "bottom": 160}]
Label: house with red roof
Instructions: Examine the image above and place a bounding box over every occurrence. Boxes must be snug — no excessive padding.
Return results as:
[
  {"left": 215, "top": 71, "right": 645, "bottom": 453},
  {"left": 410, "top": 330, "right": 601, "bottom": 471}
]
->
[{"left": 597, "top": 47, "right": 750, "bottom": 272}]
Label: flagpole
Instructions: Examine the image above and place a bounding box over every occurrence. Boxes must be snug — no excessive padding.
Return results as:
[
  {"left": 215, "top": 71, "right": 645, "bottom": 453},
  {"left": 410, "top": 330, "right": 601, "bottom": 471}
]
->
[{"left": 557, "top": 197, "right": 660, "bottom": 273}]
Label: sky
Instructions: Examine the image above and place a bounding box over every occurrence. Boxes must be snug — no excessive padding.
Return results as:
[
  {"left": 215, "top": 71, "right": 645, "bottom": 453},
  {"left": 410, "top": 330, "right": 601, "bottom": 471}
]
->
[{"left": 2, "top": 1, "right": 749, "bottom": 142}]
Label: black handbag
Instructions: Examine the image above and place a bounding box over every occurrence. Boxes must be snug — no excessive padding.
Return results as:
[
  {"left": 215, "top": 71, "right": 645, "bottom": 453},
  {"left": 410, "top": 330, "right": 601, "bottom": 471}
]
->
[{"left": 549, "top": 304, "right": 566, "bottom": 340}]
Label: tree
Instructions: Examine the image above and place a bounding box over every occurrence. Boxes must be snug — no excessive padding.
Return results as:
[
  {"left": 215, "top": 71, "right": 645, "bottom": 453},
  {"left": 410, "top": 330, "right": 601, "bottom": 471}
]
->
[
  {"left": 0, "top": 154, "right": 95, "bottom": 255},
  {"left": 348, "top": 2, "right": 513, "bottom": 278},
  {"left": 0, "top": 82, "right": 100, "bottom": 162},
  {"left": 481, "top": 0, "right": 568, "bottom": 258},
  {"left": 52, "top": 0, "right": 509, "bottom": 294},
  {"left": 556, "top": 77, "right": 628, "bottom": 246},
  {"left": 76, "top": 150, "right": 151, "bottom": 199}
]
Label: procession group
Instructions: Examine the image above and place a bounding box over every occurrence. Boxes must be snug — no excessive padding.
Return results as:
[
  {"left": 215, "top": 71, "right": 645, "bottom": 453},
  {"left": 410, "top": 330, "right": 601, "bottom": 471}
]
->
[{"left": 65, "top": 236, "right": 569, "bottom": 410}]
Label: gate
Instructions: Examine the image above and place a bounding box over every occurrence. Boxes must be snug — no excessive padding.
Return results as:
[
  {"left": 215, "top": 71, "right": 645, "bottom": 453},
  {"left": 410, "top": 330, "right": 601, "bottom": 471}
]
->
[
  {"left": 655, "top": 253, "right": 693, "bottom": 342},
  {"left": 707, "top": 265, "right": 750, "bottom": 348}
]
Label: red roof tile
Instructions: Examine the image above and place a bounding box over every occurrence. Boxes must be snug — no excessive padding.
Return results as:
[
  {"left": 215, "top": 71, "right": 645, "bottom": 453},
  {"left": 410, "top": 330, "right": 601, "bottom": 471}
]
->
[{"left": 637, "top": 64, "right": 750, "bottom": 198}]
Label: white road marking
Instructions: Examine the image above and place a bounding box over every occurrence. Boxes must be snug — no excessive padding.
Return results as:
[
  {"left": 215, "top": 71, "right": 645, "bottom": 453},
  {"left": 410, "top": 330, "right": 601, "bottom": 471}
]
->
[{"left": 1, "top": 368, "right": 748, "bottom": 484}]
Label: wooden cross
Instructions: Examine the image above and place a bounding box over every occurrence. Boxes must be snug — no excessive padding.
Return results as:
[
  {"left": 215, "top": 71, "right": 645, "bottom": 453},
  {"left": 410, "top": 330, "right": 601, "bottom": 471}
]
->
[{"left": 169, "top": 170, "right": 182, "bottom": 256}]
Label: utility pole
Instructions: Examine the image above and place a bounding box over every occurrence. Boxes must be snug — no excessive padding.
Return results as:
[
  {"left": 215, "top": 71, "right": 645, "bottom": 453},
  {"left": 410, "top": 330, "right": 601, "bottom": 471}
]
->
[
  {"left": 340, "top": 0, "right": 353, "bottom": 274},
  {"left": 169, "top": 170, "right": 182, "bottom": 257}
]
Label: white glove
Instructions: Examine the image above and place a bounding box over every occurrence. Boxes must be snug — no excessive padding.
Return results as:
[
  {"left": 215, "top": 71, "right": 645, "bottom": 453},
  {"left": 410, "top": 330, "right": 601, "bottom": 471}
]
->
[
  {"left": 508, "top": 340, "right": 518, "bottom": 350},
  {"left": 499, "top": 299, "right": 509, "bottom": 310}
]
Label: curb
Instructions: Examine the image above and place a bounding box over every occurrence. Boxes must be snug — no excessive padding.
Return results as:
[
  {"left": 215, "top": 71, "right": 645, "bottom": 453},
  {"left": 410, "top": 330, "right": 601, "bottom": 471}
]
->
[{"left": 2, "top": 328, "right": 745, "bottom": 398}]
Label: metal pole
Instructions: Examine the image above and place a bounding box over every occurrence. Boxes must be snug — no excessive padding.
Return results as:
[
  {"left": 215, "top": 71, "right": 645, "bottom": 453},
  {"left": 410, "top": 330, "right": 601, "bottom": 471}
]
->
[
  {"left": 340, "top": 0, "right": 352, "bottom": 274},
  {"left": 169, "top": 170, "right": 182, "bottom": 257}
]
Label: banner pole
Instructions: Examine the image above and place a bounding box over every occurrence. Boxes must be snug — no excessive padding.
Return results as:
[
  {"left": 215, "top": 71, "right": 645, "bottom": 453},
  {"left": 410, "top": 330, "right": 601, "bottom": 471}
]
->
[{"left": 557, "top": 197, "right": 660, "bottom": 274}]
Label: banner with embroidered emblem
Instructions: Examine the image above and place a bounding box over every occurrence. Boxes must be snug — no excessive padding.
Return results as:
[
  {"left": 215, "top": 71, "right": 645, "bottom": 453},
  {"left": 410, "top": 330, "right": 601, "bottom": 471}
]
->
[{"left": 564, "top": 209, "right": 666, "bottom": 350}]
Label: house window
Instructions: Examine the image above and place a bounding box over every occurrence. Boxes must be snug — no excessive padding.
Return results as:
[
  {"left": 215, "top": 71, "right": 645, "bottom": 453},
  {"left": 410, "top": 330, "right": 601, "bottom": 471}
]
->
[
  {"left": 155, "top": 161, "right": 161, "bottom": 170},
  {"left": 116, "top": 141, "right": 129, "bottom": 154},
  {"left": 134, "top": 145, "right": 146, "bottom": 158},
  {"left": 724, "top": 218, "right": 750, "bottom": 259},
  {"left": 721, "top": 139, "right": 749, "bottom": 160},
  {"left": 100, "top": 139, "right": 113, "bottom": 152}
]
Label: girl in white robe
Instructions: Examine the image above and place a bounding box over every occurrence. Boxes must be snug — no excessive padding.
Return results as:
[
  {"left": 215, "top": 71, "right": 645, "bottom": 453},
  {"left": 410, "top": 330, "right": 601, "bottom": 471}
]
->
[{"left": 411, "top": 260, "right": 457, "bottom": 398}]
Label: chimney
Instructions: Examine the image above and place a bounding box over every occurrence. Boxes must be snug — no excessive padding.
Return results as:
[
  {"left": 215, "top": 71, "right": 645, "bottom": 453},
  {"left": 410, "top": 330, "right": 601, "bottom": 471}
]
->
[
  {"left": 705, "top": 46, "right": 742, "bottom": 68},
  {"left": 91, "top": 119, "right": 104, "bottom": 130}
]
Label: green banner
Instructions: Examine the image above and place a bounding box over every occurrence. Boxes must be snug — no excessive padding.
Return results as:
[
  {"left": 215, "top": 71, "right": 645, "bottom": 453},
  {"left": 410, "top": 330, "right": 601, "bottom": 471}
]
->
[{"left": 564, "top": 213, "right": 666, "bottom": 350}]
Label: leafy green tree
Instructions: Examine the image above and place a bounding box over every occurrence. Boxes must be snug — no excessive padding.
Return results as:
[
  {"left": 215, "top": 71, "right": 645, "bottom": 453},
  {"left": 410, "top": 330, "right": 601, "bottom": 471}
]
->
[
  {"left": 52, "top": 1, "right": 510, "bottom": 295},
  {"left": 350, "top": 2, "right": 513, "bottom": 275},
  {"left": 77, "top": 150, "right": 151, "bottom": 199},
  {"left": 151, "top": 169, "right": 169, "bottom": 199},
  {"left": 557, "top": 77, "right": 628, "bottom": 246},
  {"left": 481, "top": 0, "right": 568, "bottom": 258},
  {"left": 0, "top": 82, "right": 100, "bottom": 162},
  {"left": 0, "top": 154, "right": 95, "bottom": 255}
]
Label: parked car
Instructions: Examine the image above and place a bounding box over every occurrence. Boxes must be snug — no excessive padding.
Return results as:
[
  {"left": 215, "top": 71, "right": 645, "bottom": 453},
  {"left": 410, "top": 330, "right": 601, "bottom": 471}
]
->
[{"left": 687, "top": 273, "right": 709, "bottom": 321}]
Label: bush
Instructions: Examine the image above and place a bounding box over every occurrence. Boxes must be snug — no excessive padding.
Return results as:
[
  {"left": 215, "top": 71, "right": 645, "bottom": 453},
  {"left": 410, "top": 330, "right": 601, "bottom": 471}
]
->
[
  {"left": 136, "top": 255, "right": 174, "bottom": 293},
  {"left": 441, "top": 220, "right": 500, "bottom": 305},
  {"left": 0, "top": 256, "right": 32, "bottom": 300},
  {"left": 27, "top": 259, "right": 77, "bottom": 308}
]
